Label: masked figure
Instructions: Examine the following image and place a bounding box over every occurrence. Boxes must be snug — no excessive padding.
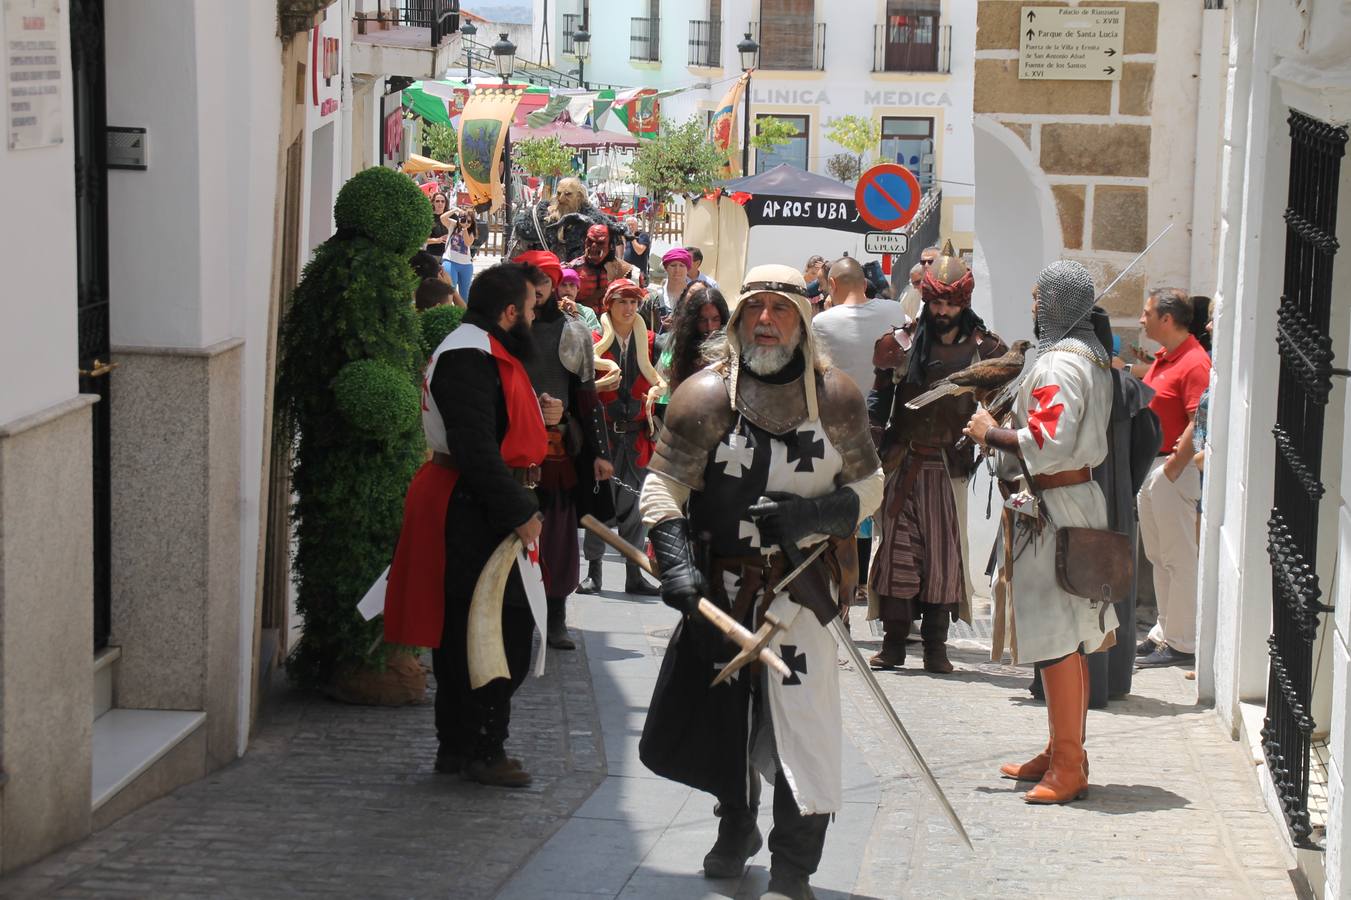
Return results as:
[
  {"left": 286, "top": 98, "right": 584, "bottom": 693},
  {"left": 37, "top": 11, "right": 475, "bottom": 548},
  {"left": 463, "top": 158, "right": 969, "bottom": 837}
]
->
[
  {"left": 963, "top": 259, "right": 1117, "bottom": 805},
  {"left": 509, "top": 176, "right": 617, "bottom": 263},
  {"left": 865, "top": 240, "right": 1007, "bottom": 674},
  {"left": 638, "top": 264, "right": 883, "bottom": 900},
  {"left": 567, "top": 222, "right": 642, "bottom": 315}
]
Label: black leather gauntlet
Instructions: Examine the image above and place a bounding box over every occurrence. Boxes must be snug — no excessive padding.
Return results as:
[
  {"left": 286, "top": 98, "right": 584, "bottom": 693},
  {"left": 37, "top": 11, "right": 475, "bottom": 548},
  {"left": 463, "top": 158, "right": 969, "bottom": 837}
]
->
[
  {"left": 748, "top": 488, "right": 860, "bottom": 552},
  {"left": 647, "top": 517, "right": 707, "bottom": 615}
]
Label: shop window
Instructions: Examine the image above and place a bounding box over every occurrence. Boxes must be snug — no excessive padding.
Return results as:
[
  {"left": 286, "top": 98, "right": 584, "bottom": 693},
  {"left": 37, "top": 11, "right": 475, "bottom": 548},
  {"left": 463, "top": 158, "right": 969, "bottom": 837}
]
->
[
  {"left": 755, "top": 114, "right": 809, "bottom": 173},
  {"left": 881, "top": 116, "right": 934, "bottom": 191}
]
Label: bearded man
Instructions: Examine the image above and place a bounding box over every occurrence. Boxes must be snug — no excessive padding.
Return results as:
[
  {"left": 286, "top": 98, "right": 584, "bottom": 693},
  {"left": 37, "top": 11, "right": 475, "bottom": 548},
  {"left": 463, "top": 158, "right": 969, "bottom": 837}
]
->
[
  {"left": 577, "top": 279, "right": 664, "bottom": 596},
  {"left": 567, "top": 222, "right": 642, "bottom": 314},
  {"left": 514, "top": 250, "right": 616, "bottom": 648},
  {"left": 510, "top": 176, "right": 614, "bottom": 262},
  {"left": 638, "top": 264, "right": 883, "bottom": 900},
  {"left": 382, "top": 263, "right": 557, "bottom": 788},
  {"left": 964, "top": 259, "right": 1117, "bottom": 805},
  {"left": 867, "top": 241, "right": 1007, "bottom": 674}
]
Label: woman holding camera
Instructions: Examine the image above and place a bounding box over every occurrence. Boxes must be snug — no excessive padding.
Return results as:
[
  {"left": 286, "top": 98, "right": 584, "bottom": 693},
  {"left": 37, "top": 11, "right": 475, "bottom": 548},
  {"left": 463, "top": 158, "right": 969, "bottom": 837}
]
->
[{"left": 440, "top": 205, "right": 476, "bottom": 303}]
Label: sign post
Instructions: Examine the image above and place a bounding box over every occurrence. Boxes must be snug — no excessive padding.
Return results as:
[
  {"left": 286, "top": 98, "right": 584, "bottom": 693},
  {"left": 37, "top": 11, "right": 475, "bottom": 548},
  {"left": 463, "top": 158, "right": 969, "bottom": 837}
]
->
[{"left": 1018, "top": 7, "right": 1124, "bottom": 81}]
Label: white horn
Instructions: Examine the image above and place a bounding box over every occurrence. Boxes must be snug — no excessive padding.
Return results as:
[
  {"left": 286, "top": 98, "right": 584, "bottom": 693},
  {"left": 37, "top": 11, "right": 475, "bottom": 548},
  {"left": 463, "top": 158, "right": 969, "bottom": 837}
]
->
[{"left": 467, "top": 533, "right": 523, "bottom": 689}]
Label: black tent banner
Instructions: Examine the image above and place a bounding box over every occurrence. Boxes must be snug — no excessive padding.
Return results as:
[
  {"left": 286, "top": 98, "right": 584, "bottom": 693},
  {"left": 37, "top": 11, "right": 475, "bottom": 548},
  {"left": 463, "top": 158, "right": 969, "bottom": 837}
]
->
[{"left": 719, "top": 164, "right": 872, "bottom": 234}]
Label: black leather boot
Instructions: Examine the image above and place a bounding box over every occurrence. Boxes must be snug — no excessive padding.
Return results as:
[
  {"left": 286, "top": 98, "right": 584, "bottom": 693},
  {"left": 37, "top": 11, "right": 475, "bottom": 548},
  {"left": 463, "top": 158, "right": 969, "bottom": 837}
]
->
[
  {"left": 765, "top": 771, "right": 827, "bottom": 900},
  {"left": 921, "top": 605, "right": 954, "bottom": 674},
  {"left": 577, "top": 559, "right": 602, "bottom": 595},
  {"left": 868, "top": 618, "right": 910, "bottom": 670},
  {"left": 703, "top": 806, "right": 762, "bottom": 879},
  {"left": 546, "top": 597, "right": 575, "bottom": 650},
  {"left": 624, "top": 562, "right": 661, "bottom": 596}
]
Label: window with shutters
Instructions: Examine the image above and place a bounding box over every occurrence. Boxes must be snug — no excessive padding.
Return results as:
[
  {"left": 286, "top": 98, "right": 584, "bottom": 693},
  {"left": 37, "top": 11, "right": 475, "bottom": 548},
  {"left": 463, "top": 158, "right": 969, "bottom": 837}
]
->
[
  {"left": 755, "top": 0, "right": 821, "bottom": 70},
  {"left": 755, "top": 114, "right": 809, "bottom": 173},
  {"left": 875, "top": 0, "right": 944, "bottom": 72}
]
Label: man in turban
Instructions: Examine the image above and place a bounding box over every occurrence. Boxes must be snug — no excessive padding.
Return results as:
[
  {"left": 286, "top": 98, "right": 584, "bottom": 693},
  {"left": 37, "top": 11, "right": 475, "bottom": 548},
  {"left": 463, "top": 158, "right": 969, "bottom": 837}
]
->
[{"left": 866, "top": 241, "right": 1007, "bottom": 673}]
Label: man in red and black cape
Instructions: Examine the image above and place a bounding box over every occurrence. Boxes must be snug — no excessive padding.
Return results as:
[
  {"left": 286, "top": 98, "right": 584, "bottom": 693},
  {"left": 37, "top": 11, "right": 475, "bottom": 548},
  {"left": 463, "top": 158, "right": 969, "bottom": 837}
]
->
[{"left": 382, "top": 262, "right": 557, "bottom": 788}]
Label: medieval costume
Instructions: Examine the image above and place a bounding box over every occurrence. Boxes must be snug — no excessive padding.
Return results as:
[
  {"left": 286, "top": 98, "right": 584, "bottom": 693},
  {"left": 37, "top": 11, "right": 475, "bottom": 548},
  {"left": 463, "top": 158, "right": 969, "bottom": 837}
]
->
[
  {"left": 866, "top": 242, "right": 1007, "bottom": 673},
  {"left": 969, "top": 259, "right": 1118, "bottom": 805},
  {"left": 638, "top": 264, "right": 883, "bottom": 900},
  {"left": 516, "top": 251, "right": 615, "bottom": 650},
  {"left": 567, "top": 222, "right": 642, "bottom": 314},
  {"left": 508, "top": 176, "right": 617, "bottom": 262},
  {"left": 382, "top": 296, "right": 548, "bottom": 788},
  {"left": 578, "top": 279, "right": 664, "bottom": 596}
]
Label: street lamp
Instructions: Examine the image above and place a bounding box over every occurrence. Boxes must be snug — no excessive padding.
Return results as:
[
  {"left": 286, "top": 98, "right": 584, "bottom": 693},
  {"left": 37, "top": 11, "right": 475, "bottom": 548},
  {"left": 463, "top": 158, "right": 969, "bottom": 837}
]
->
[
  {"left": 573, "top": 24, "right": 591, "bottom": 88},
  {"left": 492, "top": 33, "right": 519, "bottom": 245},
  {"left": 461, "top": 19, "right": 477, "bottom": 82},
  {"left": 737, "top": 31, "right": 759, "bottom": 175}
]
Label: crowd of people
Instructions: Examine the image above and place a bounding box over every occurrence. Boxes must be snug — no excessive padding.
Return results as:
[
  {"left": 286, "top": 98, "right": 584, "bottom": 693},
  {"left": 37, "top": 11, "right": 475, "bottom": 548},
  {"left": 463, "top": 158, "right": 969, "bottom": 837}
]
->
[{"left": 378, "top": 177, "right": 1216, "bottom": 900}]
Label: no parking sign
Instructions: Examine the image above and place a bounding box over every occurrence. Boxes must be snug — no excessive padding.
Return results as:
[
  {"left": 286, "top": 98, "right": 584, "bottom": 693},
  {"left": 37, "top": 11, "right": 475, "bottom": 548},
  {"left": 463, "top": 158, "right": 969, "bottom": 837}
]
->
[{"left": 854, "top": 164, "right": 922, "bottom": 231}]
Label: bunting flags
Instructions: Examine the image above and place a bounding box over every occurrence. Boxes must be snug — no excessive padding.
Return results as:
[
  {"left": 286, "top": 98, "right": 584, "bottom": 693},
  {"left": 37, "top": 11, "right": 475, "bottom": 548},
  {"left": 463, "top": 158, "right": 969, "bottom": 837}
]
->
[
  {"left": 709, "top": 72, "right": 751, "bottom": 178},
  {"left": 458, "top": 86, "right": 525, "bottom": 209}
]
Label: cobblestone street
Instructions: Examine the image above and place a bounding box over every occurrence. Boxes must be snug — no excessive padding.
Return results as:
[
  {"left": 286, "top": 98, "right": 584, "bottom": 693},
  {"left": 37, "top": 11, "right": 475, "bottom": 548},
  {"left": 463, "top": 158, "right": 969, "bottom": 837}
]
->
[{"left": 0, "top": 555, "right": 1302, "bottom": 899}]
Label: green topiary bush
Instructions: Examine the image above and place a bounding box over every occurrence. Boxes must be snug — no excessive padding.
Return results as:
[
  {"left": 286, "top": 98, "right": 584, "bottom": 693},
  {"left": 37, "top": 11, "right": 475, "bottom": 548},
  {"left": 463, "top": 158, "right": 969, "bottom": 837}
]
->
[
  {"left": 277, "top": 167, "right": 432, "bottom": 688},
  {"left": 418, "top": 303, "right": 465, "bottom": 360}
]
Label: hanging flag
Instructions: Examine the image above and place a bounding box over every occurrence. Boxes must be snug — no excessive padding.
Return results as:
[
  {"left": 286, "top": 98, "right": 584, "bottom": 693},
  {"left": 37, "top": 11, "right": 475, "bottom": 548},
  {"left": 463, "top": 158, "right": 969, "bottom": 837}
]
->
[
  {"left": 709, "top": 72, "right": 750, "bottom": 178},
  {"left": 527, "top": 94, "right": 572, "bottom": 128},
  {"left": 458, "top": 86, "right": 525, "bottom": 210}
]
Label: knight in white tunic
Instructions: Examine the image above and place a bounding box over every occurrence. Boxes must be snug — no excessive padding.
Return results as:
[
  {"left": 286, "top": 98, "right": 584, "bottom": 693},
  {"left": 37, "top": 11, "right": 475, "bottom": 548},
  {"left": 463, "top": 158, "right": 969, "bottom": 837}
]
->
[
  {"left": 638, "top": 264, "right": 883, "bottom": 900},
  {"left": 965, "top": 259, "right": 1117, "bottom": 807}
]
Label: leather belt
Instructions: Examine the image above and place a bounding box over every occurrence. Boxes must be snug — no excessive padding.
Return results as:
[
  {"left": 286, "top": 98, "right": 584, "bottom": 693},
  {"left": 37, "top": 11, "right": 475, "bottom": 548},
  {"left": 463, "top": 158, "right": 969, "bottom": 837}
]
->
[
  {"left": 906, "top": 443, "right": 946, "bottom": 459},
  {"left": 610, "top": 418, "right": 646, "bottom": 433},
  {"left": 1032, "top": 467, "right": 1092, "bottom": 491},
  {"left": 431, "top": 450, "right": 541, "bottom": 488}
]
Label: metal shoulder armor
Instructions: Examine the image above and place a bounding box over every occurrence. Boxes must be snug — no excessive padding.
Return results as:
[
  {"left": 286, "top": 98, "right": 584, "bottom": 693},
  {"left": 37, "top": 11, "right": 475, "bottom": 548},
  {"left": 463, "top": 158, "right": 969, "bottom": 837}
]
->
[
  {"left": 818, "top": 367, "right": 883, "bottom": 485},
  {"left": 558, "top": 315, "right": 596, "bottom": 381},
  {"left": 648, "top": 366, "right": 736, "bottom": 491}
]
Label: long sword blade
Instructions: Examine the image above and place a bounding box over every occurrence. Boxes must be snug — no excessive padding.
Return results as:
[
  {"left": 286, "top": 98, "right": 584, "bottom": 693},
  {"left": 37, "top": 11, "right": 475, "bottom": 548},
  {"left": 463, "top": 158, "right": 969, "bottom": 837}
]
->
[
  {"left": 771, "top": 541, "right": 830, "bottom": 594},
  {"left": 1095, "top": 221, "right": 1174, "bottom": 304},
  {"left": 828, "top": 617, "right": 974, "bottom": 850}
]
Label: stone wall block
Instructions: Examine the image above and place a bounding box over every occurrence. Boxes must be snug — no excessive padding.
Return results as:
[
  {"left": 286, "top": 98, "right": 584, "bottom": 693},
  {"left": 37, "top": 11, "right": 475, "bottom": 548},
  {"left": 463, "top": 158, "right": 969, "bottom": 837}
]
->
[
  {"left": 1093, "top": 185, "right": 1150, "bottom": 252},
  {"left": 1004, "top": 121, "right": 1032, "bottom": 149},
  {"left": 974, "top": 59, "right": 1112, "bottom": 115},
  {"left": 1076, "top": 3, "right": 1159, "bottom": 55},
  {"left": 1052, "top": 184, "right": 1087, "bottom": 250},
  {"left": 976, "top": 0, "right": 1068, "bottom": 50},
  {"left": 1074, "top": 256, "right": 1148, "bottom": 317},
  {"left": 1120, "top": 62, "right": 1155, "bottom": 116},
  {"left": 1040, "top": 124, "right": 1151, "bottom": 177}
]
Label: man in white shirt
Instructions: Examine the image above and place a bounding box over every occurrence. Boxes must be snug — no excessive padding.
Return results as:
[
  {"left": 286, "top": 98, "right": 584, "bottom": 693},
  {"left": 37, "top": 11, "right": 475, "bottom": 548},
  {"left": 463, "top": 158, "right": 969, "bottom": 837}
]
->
[{"left": 811, "top": 257, "right": 909, "bottom": 396}]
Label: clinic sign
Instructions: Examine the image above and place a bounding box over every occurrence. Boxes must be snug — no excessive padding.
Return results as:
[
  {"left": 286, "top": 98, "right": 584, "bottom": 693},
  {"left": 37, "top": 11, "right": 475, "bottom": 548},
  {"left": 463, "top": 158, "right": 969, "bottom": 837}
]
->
[{"left": 750, "top": 87, "right": 954, "bottom": 108}]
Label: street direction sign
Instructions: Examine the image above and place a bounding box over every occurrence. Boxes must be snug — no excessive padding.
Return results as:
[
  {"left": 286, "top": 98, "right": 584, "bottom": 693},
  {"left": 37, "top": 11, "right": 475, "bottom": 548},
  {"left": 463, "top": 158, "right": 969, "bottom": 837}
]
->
[
  {"left": 865, "top": 232, "right": 910, "bottom": 255},
  {"left": 1018, "top": 7, "right": 1124, "bottom": 81},
  {"left": 854, "top": 164, "right": 922, "bottom": 231}
]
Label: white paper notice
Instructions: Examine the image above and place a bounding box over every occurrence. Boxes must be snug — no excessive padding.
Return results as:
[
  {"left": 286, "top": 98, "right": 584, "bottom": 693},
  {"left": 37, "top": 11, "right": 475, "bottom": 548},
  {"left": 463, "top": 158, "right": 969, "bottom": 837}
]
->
[
  {"left": 5, "top": 0, "right": 64, "bottom": 150},
  {"left": 518, "top": 545, "right": 548, "bottom": 677},
  {"left": 357, "top": 565, "right": 389, "bottom": 621}
]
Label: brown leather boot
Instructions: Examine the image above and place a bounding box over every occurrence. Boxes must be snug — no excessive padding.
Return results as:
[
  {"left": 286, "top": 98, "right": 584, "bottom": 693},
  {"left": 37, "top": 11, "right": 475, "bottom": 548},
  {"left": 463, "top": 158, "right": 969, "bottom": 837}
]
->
[
  {"left": 1001, "top": 656, "right": 1090, "bottom": 781},
  {"left": 1024, "top": 654, "right": 1089, "bottom": 804},
  {"left": 920, "top": 607, "right": 954, "bottom": 674},
  {"left": 868, "top": 619, "right": 910, "bottom": 669}
]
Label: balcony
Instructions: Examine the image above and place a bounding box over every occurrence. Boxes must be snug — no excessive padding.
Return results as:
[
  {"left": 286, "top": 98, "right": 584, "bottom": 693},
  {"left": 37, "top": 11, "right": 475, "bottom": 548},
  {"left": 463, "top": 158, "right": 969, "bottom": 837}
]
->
[
  {"left": 631, "top": 17, "right": 660, "bottom": 62},
  {"left": 872, "top": 21, "right": 950, "bottom": 73},
  {"left": 688, "top": 19, "right": 722, "bottom": 67},
  {"left": 749, "top": 20, "right": 825, "bottom": 71},
  {"left": 351, "top": 0, "right": 462, "bottom": 77}
]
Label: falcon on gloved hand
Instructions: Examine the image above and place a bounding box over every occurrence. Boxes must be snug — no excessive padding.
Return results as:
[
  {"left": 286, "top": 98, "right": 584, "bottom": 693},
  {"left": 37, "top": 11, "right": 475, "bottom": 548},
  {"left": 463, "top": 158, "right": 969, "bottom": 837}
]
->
[{"left": 904, "top": 339, "right": 1033, "bottom": 410}]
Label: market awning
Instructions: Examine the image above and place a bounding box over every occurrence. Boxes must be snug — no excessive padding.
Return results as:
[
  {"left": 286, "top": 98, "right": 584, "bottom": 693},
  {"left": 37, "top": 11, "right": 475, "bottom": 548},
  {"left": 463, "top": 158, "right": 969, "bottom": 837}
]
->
[
  {"left": 508, "top": 120, "right": 640, "bottom": 150},
  {"left": 402, "top": 154, "right": 455, "bottom": 174}
]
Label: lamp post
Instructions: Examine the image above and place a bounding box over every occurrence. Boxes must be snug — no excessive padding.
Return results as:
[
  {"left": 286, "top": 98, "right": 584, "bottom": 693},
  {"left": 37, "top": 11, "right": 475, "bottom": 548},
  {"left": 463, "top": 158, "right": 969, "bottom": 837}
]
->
[
  {"left": 461, "top": 19, "right": 477, "bottom": 82},
  {"left": 573, "top": 23, "right": 591, "bottom": 176},
  {"left": 737, "top": 31, "right": 760, "bottom": 176},
  {"left": 493, "top": 33, "right": 518, "bottom": 248}
]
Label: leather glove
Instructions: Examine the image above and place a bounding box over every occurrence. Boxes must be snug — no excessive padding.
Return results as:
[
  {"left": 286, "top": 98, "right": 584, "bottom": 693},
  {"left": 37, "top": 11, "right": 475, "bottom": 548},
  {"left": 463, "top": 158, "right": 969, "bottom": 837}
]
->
[
  {"left": 747, "top": 488, "right": 860, "bottom": 553},
  {"left": 647, "top": 517, "right": 707, "bottom": 615}
]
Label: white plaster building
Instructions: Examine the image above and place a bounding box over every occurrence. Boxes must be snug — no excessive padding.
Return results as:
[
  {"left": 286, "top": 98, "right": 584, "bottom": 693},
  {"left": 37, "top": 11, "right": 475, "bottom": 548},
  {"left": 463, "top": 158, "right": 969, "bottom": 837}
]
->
[
  {"left": 0, "top": 0, "right": 360, "bottom": 871},
  {"left": 1196, "top": 1, "right": 1351, "bottom": 895},
  {"left": 530, "top": 0, "right": 978, "bottom": 256}
]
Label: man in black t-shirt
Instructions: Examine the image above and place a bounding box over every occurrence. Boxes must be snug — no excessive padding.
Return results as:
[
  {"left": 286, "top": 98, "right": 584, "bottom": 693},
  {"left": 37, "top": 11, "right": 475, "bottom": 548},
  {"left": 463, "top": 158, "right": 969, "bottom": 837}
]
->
[{"left": 622, "top": 216, "right": 650, "bottom": 283}]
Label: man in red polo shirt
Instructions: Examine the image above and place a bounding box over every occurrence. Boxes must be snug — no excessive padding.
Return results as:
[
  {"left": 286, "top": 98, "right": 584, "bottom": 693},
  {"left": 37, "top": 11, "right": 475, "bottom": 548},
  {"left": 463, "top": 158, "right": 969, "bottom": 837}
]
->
[{"left": 1135, "top": 288, "right": 1212, "bottom": 668}]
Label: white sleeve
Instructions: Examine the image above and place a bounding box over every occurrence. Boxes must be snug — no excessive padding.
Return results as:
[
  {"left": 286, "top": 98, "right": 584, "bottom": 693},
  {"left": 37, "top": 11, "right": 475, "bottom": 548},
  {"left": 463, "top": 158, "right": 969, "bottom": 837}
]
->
[
  {"left": 1015, "top": 358, "right": 1089, "bottom": 475},
  {"left": 845, "top": 466, "right": 885, "bottom": 523},
  {"left": 640, "top": 469, "right": 691, "bottom": 527}
]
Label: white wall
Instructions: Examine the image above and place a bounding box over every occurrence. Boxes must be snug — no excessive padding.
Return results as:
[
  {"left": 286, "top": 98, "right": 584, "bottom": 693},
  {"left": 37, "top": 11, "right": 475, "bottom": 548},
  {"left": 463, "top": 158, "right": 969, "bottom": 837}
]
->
[{"left": 0, "top": 4, "right": 78, "bottom": 424}]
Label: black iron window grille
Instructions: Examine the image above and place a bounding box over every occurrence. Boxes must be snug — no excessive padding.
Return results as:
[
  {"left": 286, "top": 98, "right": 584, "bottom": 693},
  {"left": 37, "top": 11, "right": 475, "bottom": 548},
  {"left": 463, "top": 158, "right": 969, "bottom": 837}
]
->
[
  {"left": 562, "top": 12, "right": 579, "bottom": 55},
  {"left": 630, "top": 17, "right": 660, "bottom": 61},
  {"left": 873, "top": 21, "right": 949, "bottom": 73},
  {"left": 688, "top": 18, "right": 722, "bottom": 67},
  {"left": 1263, "top": 108, "right": 1347, "bottom": 851}
]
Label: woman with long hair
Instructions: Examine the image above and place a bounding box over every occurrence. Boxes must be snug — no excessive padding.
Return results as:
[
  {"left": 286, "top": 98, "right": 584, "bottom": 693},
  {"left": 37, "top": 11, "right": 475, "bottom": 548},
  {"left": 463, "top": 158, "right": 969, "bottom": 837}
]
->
[
  {"left": 440, "top": 204, "right": 476, "bottom": 303},
  {"left": 660, "top": 283, "right": 730, "bottom": 394},
  {"left": 426, "top": 192, "right": 451, "bottom": 257}
]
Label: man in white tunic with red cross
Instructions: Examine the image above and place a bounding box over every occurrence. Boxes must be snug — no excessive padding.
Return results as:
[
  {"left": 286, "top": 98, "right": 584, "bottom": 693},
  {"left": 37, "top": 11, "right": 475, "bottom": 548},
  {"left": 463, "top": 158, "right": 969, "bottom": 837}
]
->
[{"left": 964, "top": 259, "right": 1117, "bottom": 806}]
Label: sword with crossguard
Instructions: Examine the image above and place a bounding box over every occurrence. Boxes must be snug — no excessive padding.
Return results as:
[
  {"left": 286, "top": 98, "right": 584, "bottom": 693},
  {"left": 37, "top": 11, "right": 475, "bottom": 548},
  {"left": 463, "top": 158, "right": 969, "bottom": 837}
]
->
[{"left": 581, "top": 516, "right": 973, "bottom": 851}]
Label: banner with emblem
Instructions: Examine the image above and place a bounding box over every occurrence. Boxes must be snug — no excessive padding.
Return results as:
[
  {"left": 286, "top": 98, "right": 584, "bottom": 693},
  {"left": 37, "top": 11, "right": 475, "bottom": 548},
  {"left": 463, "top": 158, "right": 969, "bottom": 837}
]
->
[
  {"left": 709, "top": 72, "right": 750, "bottom": 178},
  {"left": 457, "top": 86, "right": 526, "bottom": 209}
]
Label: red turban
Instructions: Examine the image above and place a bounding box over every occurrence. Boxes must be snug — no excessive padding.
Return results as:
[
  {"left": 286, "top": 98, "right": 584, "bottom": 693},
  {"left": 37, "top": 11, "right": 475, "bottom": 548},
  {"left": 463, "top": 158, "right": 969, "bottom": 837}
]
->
[
  {"left": 920, "top": 255, "right": 975, "bottom": 307},
  {"left": 601, "top": 278, "right": 644, "bottom": 310},
  {"left": 512, "top": 250, "right": 563, "bottom": 291}
]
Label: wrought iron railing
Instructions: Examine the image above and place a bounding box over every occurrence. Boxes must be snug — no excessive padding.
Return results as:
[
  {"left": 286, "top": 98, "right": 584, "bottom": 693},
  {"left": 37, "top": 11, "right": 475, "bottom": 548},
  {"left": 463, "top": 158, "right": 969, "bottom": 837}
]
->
[
  {"left": 1262, "top": 108, "right": 1347, "bottom": 851},
  {"left": 749, "top": 20, "right": 825, "bottom": 71},
  {"left": 872, "top": 22, "right": 950, "bottom": 73},
  {"left": 394, "top": 0, "right": 459, "bottom": 47},
  {"left": 688, "top": 18, "right": 722, "bottom": 67},
  {"left": 561, "top": 12, "right": 580, "bottom": 55},
  {"left": 631, "top": 16, "right": 660, "bottom": 61}
]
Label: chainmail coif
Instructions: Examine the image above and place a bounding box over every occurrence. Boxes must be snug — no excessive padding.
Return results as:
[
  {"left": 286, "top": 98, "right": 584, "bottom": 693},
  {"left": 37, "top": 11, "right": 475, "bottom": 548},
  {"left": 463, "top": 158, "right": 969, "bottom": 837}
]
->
[{"left": 1035, "top": 260, "right": 1109, "bottom": 366}]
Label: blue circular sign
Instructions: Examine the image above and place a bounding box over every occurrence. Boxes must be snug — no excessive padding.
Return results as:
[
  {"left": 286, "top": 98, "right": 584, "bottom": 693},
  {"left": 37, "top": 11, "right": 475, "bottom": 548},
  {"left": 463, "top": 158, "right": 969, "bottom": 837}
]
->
[{"left": 854, "top": 164, "right": 922, "bottom": 231}]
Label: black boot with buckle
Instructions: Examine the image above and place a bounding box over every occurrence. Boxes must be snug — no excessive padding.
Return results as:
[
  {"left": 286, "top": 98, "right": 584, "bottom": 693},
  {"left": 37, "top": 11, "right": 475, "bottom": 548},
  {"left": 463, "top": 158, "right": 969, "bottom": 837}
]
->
[{"left": 577, "top": 559, "right": 602, "bottom": 594}]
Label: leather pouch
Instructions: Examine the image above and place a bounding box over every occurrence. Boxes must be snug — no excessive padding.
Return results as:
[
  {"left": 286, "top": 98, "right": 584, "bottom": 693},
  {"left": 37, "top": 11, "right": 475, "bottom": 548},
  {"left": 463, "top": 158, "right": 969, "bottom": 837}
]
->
[{"left": 1054, "top": 526, "right": 1133, "bottom": 603}]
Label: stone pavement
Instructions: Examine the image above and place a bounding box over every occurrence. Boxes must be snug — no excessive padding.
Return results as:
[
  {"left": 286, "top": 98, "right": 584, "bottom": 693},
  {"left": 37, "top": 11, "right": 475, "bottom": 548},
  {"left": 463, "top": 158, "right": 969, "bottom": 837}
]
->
[{"left": 0, "top": 550, "right": 1303, "bottom": 899}]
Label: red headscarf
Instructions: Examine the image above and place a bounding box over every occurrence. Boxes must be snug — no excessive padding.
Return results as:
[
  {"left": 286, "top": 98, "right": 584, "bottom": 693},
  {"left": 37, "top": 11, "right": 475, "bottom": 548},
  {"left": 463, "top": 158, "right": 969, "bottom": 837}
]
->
[
  {"left": 920, "top": 257, "right": 975, "bottom": 307},
  {"left": 512, "top": 250, "right": 563, "bottom": 291},
  {"left": 601, "top": 278, "right": 644, "bottom": 311}
]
